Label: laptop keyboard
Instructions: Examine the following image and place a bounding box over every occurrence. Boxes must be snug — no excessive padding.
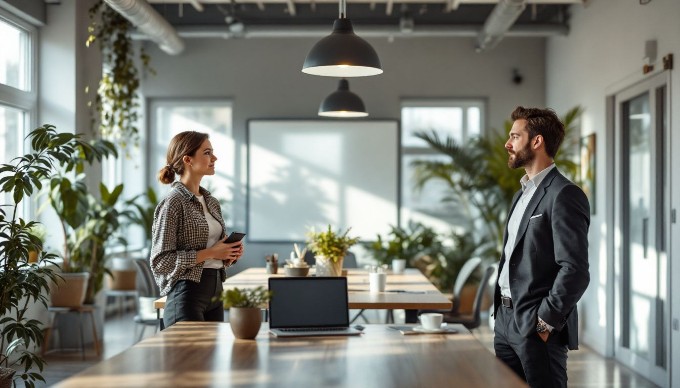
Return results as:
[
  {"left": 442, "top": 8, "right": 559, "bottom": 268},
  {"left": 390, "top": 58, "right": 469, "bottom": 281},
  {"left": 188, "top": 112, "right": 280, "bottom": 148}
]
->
[{"left": 279, "top": 327, "right": 346, "bottom": 332}]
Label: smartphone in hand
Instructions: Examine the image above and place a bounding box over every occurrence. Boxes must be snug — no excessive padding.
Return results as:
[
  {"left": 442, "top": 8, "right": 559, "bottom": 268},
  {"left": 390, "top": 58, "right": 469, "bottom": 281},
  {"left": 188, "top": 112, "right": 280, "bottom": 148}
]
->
[{"left": 224, "top": 232, "right": 246, "bottom": 244}]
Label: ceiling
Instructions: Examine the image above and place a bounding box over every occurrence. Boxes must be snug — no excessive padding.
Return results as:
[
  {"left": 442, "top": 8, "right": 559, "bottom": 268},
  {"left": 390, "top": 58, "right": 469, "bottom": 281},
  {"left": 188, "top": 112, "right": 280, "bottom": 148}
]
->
[{"left": 143, "top": 0, "right": 579, "bottom": 38}]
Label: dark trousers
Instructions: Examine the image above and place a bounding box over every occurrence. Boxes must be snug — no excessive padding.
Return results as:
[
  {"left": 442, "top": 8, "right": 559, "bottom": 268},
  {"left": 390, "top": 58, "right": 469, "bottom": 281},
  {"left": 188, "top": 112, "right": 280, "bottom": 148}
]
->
[
  {"left": 163, "top": 268, "right": 224, "bottom": 328},
  {"left": 494, "top": 304, "right": 568, "bottom": 388}
]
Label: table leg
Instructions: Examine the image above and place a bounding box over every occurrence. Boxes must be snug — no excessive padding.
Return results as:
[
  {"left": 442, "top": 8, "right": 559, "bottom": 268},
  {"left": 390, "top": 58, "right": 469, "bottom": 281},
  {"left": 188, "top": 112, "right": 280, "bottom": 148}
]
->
[
  {"left": 88, "top": 310, "right": 101, "bottom": 356},
  {"left": 78, "top": 311, "right": 85, "bottom": 360},
  {"left": 405, "top": 309, "right": 418, "bottom": 323}
]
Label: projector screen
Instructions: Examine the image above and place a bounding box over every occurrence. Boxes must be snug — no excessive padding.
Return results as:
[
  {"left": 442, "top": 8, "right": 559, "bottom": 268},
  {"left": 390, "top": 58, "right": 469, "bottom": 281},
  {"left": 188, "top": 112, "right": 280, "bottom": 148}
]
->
[{"left": 247, "top": 120, "right": 399, "bottom": 242}]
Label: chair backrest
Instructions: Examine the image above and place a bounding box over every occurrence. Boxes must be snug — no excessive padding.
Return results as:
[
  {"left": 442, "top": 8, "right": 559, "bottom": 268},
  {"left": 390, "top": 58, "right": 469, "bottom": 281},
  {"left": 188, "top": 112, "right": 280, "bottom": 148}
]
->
[
  {"left": 134, "top": 258, "right": 160, "bottom": 298},
  {"left": 451, "top": 257, "right": 483, "bottom": 313},
  {"left": 465, "top": 265, "right": 496, "bottom": 330},
  {"left": 343, "top": 251, "right": 358, "bottom": 269}
]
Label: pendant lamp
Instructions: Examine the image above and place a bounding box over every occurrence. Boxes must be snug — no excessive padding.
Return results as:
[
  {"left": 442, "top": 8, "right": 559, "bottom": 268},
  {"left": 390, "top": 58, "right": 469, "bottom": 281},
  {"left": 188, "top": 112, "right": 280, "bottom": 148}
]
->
[
  {"left": 318, "top": 79, "right": 368, "bottom": 117},
  {"left": 302, "top": 0, "right": 382, "bottom": 77}
]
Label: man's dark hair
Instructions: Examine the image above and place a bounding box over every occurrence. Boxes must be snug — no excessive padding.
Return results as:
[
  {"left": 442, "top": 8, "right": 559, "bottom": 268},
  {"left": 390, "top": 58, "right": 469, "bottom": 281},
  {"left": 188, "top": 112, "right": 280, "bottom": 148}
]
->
[{"left": 511, "top": 106, "right": 565, "bottom": 158}]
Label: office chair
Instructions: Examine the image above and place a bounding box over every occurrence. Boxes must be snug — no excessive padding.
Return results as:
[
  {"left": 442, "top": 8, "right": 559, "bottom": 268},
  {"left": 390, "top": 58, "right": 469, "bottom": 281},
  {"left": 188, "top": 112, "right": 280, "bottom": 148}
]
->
[
  {"left": 133, "top": 258, "right": 161, "bottom": 342},
  {"left": 418, "top": 257, "right": 482, "bottom": 318},
  {"left": 438, "top": 265, "right": 496, "bottom": 330}
]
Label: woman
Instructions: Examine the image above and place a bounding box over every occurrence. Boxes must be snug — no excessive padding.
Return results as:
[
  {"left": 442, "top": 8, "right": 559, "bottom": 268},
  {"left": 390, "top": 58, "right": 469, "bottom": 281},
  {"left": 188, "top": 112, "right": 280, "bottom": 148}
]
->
[{"left": 150, "top": 131, "right": 243, "bottom": 328}]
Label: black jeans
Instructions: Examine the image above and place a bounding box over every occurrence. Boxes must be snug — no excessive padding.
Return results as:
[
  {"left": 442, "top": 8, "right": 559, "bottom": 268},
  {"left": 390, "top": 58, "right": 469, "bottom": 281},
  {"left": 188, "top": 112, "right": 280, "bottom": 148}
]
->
[
  {"left": 163, "top": 268, "right": 224, "bottom": 328},
  {"left": 494, "top": 305, "right": 568, "bottom": 388}
]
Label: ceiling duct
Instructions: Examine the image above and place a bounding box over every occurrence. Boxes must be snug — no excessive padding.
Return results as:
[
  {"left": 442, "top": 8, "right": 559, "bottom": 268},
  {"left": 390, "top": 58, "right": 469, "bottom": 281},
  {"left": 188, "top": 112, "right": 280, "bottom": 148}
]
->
[
  {"left": 104, "top": 0, "right": 185, "bottom": 55},
  {"left": 475, "top": 0, "right": 527, "bottom": 52}
]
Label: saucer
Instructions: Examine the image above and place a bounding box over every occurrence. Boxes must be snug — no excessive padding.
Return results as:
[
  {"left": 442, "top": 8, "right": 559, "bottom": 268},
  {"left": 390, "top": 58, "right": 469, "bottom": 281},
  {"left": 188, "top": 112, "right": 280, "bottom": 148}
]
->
[{"left": 413, "top": 325, "right": 447, "bottom": 333}]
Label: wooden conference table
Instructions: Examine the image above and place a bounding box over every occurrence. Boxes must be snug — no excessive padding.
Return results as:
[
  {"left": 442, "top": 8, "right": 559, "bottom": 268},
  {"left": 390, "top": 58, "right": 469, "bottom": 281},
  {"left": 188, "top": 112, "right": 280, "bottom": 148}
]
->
[
  {"left": 154, "top": 268, "right": 452, "bottom": 322},
  {"left": 55, "top": 322, "right": 527, "bottom": 387}
]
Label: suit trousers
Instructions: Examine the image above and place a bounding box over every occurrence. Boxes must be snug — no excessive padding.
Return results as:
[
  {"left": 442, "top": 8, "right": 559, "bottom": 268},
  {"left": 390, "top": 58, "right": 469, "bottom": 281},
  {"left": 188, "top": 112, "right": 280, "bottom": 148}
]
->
[
  {"left": 494, "top": 305, "right": 568, "bottom": 388},
  {"left": 163, "top": 268, "right": 224, "bottom": 328}
]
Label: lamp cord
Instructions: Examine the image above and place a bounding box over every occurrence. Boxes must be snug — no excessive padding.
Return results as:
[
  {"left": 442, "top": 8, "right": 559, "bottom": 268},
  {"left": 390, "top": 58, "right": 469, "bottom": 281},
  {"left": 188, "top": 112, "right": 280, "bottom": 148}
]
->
[{"left": 339, "top": 0, "right": 346, "bottom": 18}]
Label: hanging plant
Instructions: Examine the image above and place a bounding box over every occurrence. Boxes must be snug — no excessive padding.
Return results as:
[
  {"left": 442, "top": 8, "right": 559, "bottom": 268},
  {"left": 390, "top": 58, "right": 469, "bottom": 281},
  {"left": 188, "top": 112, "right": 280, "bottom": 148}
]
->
[{"left": 86, "top": 0, "right": 154, "bottom": 152}]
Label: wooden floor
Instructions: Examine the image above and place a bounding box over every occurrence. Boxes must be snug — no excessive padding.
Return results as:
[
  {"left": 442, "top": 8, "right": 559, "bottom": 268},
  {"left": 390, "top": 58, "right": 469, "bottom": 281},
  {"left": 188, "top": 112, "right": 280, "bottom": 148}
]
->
[{"left": 39, "top": 310, "right": 659, "bottom": 387}]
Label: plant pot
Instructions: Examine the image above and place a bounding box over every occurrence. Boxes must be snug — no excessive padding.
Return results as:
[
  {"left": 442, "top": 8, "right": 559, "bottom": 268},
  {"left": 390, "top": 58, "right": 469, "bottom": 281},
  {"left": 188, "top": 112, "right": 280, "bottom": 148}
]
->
[
  {"left": 315, "top": 255, "right": 344, "bottom": 277},
  {"left": 107, "top": 269, "right": 137, "bottom": 291},
  {"left": 0, "top": 367, "right": 15, "bottom": 388},
  {"left": 229, "top": 307, "right": 262, "bottom": 340},
  {"left": 28, "top": 249, "right": 40, "bottom": 263},
  {"left": 50, "top": 272, "right": 89, "bottom": 307}
]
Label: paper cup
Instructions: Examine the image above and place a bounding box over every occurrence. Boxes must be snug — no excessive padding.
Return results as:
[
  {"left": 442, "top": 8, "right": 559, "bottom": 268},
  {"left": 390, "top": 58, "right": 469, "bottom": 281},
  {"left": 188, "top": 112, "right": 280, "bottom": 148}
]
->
[{"left": 369, "top": 272, "right": 387, "bottom": 293}]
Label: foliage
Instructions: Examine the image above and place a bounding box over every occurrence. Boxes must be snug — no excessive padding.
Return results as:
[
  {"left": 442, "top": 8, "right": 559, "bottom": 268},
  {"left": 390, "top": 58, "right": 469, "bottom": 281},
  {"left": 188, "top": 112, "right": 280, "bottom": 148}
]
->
[
  {"left": 64, "top": 183, "right": 133, "bottom": 304},
  {"left": 86, "top": 0, "right": 154, "bottom": 152},
  {"left": 412, "top": 106, "right": 583, "bottom": 260},
  {"left": 364, "top": 221, "right": 442, "bottom": 267},
  {"left": 220, "top": 287, "right": 272, "bottom": 309},
  {"left": 0, "top": 124, "right": 101, "bottom": 387},
  {"left": 306, "top": 225, "right": 360, "bottom": 262},
  {"left": 123, "top": 186, "right": 158, "bottom": 247},
  {"left": 412, "top": 232, "right": 491, "bottom": 292}
]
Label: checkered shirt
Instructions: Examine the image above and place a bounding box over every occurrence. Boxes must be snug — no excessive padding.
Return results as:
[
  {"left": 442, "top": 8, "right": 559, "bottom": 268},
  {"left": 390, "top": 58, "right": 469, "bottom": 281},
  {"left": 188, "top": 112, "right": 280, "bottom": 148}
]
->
[{"left": 150, "top": 181, "right": 226, "bottom": 296}]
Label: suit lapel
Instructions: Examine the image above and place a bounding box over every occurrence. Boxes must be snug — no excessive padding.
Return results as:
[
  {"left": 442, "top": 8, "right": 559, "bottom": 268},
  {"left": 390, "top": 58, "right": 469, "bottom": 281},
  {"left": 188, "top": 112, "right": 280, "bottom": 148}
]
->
[{"left": 510, "top": 168, "right": 560, "bottom": 256}]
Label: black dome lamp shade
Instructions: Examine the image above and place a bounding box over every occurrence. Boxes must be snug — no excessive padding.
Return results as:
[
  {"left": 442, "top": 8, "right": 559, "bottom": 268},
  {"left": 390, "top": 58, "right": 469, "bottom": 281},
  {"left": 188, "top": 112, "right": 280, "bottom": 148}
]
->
[
  {"left": 318, "top": 79, "right": 368, "bottom": 118},
  {"left": 302, "top": 0, "right": 382, "bottom": 77}
]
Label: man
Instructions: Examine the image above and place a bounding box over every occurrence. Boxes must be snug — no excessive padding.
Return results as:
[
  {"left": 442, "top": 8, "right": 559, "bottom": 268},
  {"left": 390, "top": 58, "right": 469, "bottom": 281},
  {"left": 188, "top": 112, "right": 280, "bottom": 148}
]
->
[{"left": 494, "top": 106, "right": 590, "bottom": 388}]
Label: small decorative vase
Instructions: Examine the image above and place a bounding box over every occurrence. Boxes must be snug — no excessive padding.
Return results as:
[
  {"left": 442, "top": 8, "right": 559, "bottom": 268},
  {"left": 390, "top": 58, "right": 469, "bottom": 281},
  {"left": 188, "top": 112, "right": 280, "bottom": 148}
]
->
[
  {"left": 0, "top": 367, "right": 15, "bottom": 388},
  {"left": 229, "top": 307, "right": 262, "bottom": 340},
  {"left": 315, "top": 255, "right": 344, "bottom": 277}
]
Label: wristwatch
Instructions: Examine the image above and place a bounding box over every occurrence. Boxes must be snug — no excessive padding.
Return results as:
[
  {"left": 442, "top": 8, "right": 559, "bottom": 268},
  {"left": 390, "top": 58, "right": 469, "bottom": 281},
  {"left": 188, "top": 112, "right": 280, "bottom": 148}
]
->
[{"left": 536, "top": 319, "right": 550, "bottom": 333}]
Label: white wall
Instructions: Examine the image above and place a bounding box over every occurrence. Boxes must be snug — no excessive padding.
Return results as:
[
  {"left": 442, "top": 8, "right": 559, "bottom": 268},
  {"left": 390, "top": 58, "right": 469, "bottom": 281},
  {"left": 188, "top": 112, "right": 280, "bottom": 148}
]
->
[
  {"left": 139, "top": 35, "right": 547, "bottom": 265},
  {"left": 545, "top": 0, "right": 680, "bottom": 374}
]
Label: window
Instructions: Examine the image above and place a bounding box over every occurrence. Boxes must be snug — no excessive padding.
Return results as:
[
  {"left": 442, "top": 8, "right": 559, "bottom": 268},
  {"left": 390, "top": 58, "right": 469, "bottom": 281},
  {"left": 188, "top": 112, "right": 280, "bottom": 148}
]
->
[
  {"left": 149, "top": 99, "right": 235, "bottom": 226},
  {"left": 0, "top": 11, "right": 37, "bottom": 219},
  {"left": 400, "top": 99, "right": 485, "bottom": 232}
]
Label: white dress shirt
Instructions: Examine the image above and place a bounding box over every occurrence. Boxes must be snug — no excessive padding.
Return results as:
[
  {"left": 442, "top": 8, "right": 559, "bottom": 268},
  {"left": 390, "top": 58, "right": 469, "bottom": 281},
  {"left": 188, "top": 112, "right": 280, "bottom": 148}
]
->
[{"left": 498, "top": 163, "right": 556, "bottom": 298}]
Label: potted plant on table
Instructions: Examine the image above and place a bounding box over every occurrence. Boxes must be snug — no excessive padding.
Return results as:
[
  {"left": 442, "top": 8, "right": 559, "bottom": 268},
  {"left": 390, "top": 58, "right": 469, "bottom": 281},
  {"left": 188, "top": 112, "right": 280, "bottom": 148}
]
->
[
  {"left": 0, "top": 124, "right": 100, "bottom": 387},
  {"left": 220, "top": 287, "right": 272, "bottom": 340},
  {"left": 306, "top": 225, "right": 359, "bottom": 277}
]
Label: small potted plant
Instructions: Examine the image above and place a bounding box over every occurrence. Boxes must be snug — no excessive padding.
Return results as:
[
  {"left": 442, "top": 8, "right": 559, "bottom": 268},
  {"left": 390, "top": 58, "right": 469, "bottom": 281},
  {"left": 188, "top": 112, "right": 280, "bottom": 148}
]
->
[
  {"left": 25, "top": 224, "right": 47, "bottom": 264},
  {"left": 306, "top": 225, "right": 359, "bottom": 277},
  {"left": 220, "top": 287, "right": 272, "bottom": 340}
]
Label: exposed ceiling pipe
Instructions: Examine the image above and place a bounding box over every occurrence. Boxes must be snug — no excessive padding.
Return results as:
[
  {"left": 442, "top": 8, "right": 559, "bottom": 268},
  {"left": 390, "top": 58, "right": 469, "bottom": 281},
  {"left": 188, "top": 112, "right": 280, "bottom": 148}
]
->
[
  {"left": 475, "top": 0, "right": 526, "bottom": 52},
  {"left": 130, "top": 23, "right": 567, "bottom": 40},
  {"left": 104, "top": 0, "right": 185, "bottom": 55}
]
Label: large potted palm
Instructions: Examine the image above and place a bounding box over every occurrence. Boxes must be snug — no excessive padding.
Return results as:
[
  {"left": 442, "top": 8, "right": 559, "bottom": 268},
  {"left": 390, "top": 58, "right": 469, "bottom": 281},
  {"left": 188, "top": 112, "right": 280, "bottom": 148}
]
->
[{"left": 0, "top": 125, "right": 101, "bottom": 387}]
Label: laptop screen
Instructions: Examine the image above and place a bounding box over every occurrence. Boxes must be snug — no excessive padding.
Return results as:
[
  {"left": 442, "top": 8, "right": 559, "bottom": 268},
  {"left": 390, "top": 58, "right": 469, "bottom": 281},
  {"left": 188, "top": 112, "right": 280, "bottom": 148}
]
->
[{"left": 268, "top": 277, "right": 350, "bottom": 329}]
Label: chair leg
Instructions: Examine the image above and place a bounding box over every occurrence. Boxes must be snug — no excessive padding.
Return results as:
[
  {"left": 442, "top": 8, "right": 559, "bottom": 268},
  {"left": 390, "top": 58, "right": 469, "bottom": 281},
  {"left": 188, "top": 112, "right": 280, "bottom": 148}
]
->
[{"left": 137, "top": 324, "right": 146, "bottom": 343}]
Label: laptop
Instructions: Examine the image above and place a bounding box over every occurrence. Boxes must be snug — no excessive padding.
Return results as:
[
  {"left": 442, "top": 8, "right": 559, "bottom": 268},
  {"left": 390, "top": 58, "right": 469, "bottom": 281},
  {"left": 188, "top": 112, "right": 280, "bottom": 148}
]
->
[{"left": 268, "top": 277, "right": 362, "bottom": 337}]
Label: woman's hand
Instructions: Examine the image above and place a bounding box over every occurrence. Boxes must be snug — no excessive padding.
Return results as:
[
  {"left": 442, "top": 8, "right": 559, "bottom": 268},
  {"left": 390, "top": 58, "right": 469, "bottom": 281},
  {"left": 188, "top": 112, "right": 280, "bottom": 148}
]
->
[{"left": 196, "top": 238, "right": 244, "bottom": 264}]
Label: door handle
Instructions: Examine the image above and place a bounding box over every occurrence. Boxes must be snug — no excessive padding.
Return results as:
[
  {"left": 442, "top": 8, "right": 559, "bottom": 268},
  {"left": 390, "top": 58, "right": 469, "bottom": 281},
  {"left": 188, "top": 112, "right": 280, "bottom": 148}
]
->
[{"left": 642, "top": 217, "right": 648, "bottom": 259}]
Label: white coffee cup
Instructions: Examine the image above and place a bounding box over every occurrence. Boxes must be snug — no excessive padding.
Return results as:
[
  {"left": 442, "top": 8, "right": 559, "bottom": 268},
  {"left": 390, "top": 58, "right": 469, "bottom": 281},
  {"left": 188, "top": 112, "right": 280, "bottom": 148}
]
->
[
  {"left": 392, "top": 259, "right": 406, "bottom": 274},
  {"left": 420, "top": 313, "right": 443, "bottom": 330},
  {"left": 369, "top": 272, "right": 387, "bottom": 293}
]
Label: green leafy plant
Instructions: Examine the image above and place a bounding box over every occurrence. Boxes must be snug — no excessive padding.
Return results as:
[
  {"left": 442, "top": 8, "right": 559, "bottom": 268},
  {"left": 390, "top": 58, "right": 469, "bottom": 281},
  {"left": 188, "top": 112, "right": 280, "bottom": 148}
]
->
[
  {"left": 124, "top": 186, "right": 158, "bottom": 248},
  {"left": 63, "top": 183, "right": 133, "bottom": 304},
  {"left": 412, "top": 106, "right": 583, "bottom": 260},
  {"left": 86, "top": 0, "right": 154, "bottom": 152},
  {"left": 306, "top": 225, "right": 360, "bottom": 262},
  {"left": 364, "top": 221, "right": 442, "bottom": 267},
  {"left": 220, "top": 287, "right": 272, "bottom": 309},
  {"left": 0, "top": 124, "right": 102, "bottom": 387}
]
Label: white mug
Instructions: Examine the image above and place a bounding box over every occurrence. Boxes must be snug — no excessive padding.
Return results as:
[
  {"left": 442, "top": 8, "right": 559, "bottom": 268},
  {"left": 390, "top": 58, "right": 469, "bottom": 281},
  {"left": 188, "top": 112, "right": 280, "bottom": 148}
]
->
[
  {"left": 420, "top": 313, "right": 443, "bottom": 330},
  {"left": 369, "top": 272, "right": 387, "bottom": 293},
  {"left": 392, "top": 259, "right": 406, "bottom": 274}
]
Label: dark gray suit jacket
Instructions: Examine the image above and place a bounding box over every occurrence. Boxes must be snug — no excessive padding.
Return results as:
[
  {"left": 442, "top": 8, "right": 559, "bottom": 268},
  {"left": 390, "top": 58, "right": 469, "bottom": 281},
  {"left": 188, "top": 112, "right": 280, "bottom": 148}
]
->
[{"left": 494, "top": 168, "right": 590, "bottom": 350}]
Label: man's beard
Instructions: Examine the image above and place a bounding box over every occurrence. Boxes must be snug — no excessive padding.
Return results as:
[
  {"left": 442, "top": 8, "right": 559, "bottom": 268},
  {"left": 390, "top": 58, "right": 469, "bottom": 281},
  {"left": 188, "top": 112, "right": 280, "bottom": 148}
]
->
[{"left": 508, "top": 143, "right": 535, "bottom": 169}]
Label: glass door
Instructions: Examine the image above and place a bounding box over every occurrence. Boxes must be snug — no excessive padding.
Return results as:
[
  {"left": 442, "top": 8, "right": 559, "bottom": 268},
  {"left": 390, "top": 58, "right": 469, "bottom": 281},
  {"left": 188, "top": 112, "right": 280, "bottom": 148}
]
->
[{"left": 614, "top": 72, "right": 669, "bottom": 386}]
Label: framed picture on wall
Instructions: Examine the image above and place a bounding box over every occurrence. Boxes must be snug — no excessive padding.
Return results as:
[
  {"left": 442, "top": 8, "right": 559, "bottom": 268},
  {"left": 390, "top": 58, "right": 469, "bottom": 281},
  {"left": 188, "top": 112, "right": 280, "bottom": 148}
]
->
[{"left": 580, "top": 133, "right": 596, "bottom": 215}]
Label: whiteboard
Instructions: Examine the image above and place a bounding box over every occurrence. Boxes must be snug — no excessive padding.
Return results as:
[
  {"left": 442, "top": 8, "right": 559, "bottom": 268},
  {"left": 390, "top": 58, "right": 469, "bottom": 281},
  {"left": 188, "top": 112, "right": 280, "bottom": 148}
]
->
[{"left": 247, "top": 120, "right": 399, "bottom": 242}]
